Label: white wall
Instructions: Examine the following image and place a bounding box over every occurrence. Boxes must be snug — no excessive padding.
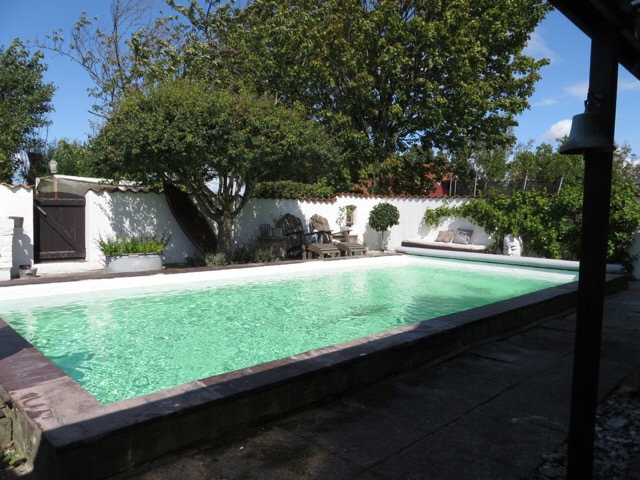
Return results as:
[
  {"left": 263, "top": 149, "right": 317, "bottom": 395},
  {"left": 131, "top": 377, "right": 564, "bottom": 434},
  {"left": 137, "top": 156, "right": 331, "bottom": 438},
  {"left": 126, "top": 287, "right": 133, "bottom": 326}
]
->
[
  {"left": 233, "top": 195, "right": 491, "bottom": 251},
  {"left": 85, "top": 190, "right": 199, "bottom": 265},
  {"left": 0, "top": 217, "right": 12, "bottom": 280},
  {"left": 3, "top": 184, "right": 640, "bottom": 273},
  {"left": 0, "top": 185, "right": 34, "bottom": 275}
]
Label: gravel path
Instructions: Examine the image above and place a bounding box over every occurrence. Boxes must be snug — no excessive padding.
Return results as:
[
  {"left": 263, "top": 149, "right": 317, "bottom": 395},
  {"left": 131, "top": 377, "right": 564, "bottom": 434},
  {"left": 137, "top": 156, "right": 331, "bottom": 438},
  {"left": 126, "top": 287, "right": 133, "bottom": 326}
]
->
[{"left": 533, "top": 376, "right": 640, "bottom": 480}]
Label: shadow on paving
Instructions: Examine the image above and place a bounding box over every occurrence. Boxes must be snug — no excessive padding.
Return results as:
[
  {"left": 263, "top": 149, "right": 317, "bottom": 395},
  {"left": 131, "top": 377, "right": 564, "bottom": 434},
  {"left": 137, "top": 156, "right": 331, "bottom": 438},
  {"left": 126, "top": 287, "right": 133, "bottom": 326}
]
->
[{"left": 123, "top": 283, "right": 640, "bottom": 480}]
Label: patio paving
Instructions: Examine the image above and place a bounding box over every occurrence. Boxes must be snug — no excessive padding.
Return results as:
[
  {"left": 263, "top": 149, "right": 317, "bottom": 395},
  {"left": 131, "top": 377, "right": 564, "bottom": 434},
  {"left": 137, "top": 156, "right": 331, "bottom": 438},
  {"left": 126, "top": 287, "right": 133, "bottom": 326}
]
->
[{"left": 116, "top": 282, "right": 640, "bottom": 480}]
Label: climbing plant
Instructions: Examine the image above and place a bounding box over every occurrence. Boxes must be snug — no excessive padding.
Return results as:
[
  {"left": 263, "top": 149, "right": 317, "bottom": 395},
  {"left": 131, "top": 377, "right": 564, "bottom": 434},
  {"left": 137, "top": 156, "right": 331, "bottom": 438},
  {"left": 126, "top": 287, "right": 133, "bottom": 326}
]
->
[{"left": 423, "top": 181, "right": 640, "bottom": 270}]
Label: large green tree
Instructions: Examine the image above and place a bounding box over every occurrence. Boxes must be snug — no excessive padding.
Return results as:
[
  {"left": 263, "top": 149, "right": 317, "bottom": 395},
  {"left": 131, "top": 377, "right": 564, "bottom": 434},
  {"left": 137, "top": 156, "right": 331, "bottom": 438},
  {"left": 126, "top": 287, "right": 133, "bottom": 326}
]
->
[
  {"left": 51, "top": 0, "right": 549, "bottom": 190},
  {"left": 183, "top": 0, "right": 549, "bottom": 186},
  {"left": 0, "top": 39, "right": 55, "bottom": 183},
  {"left": 91, "top": 80, "right": 338, "bottom": 253}
]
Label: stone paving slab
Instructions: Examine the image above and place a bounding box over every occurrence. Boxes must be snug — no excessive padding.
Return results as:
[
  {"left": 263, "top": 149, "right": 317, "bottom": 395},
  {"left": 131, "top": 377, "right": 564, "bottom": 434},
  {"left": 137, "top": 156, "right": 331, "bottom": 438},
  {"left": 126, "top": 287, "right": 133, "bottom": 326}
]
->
[
  {"left": 481, "top": 366, "right": 573, "bottom": 432},
  {"left": 372, "top": 424, "right": 524, "bottom": 480},
  {"left": 119, "top": 283, "right": 640, "bottom": 480},
  {"left": 132, "top": 426, "right": 366, "bottom": 480},
  {"left": 276, "top": 403, "right": 426, "bottom": 468}
]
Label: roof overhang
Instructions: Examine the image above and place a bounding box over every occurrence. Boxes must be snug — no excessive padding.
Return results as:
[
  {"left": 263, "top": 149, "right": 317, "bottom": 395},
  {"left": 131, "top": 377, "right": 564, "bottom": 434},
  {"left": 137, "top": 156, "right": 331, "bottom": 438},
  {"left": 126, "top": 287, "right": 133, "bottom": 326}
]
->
[{"left": 550, "top": 0, "right": 640, "bottom": 80}]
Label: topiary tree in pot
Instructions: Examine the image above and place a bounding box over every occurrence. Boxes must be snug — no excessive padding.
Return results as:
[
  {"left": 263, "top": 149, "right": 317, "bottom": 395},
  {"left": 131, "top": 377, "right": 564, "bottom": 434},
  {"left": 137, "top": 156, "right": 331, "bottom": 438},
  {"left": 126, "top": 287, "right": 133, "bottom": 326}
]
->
[{"left": 368, "top": 203, "right": 400, "bottom": 251}]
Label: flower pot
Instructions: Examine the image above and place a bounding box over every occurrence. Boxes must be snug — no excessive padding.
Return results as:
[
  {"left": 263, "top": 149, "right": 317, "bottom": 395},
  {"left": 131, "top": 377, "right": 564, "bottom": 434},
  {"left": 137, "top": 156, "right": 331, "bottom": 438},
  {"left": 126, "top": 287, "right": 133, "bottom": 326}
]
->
[{"left": 105, "top": 253, "right": 163, "bottom": 273}]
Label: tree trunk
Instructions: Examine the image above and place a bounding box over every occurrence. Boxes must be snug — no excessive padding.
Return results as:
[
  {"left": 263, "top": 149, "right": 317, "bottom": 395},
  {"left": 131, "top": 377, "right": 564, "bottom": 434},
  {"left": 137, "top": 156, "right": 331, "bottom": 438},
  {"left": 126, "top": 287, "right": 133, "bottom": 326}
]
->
[{"left": 216, "top": 214, "right": 234, "bottom": 256}]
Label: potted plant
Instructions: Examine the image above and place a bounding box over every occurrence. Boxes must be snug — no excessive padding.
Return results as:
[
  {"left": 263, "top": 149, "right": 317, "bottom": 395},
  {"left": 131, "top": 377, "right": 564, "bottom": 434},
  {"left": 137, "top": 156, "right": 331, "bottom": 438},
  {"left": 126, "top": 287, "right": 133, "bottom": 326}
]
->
[
  {"left": 98, "top": 234, "right": 170, "bottom": 273},
  {"left": 368, "top": 203, "right": 400, "bottom": 251},
  {"left": 336, "top": 205, "right": 356, "bottom": 234}
]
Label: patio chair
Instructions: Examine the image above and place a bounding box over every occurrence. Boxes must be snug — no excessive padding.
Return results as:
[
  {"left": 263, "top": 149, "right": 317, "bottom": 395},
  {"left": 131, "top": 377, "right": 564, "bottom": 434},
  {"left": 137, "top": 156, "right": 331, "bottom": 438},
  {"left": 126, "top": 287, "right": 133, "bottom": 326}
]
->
[
  {"left": 308, "top": 214, "right": 366, "bottom": 257},
  {"left": 275, "top": 213, "right": 311, "bottom": 259},
  {"left": 305, "top": 214, "right": 341, "bottom": 259}
]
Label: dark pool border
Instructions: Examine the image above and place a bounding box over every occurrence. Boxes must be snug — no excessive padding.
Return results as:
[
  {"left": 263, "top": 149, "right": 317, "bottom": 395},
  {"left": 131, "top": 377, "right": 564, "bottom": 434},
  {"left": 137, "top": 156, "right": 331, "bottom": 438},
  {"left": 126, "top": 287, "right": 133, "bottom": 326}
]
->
[{"left": 0, "top": 272, "right": 628, "bottom": 479}]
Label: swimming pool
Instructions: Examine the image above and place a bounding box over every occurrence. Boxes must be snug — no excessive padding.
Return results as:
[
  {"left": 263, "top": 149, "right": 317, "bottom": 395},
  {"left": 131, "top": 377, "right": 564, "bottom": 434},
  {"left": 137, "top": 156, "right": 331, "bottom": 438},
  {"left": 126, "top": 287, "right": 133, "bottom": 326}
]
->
[
  {"left": 0, "top": 256, "right": 576, "bottom": 404},
  {"left": 1, "top": 254, "right": 612, "bottom": 479}
]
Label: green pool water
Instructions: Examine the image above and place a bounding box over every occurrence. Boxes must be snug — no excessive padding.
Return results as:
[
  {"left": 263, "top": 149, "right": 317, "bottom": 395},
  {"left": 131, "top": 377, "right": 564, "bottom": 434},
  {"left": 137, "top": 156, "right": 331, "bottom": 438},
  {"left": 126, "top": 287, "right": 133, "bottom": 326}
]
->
[{"left": 0, "top": 258, "right": 575, "bottom": 404}]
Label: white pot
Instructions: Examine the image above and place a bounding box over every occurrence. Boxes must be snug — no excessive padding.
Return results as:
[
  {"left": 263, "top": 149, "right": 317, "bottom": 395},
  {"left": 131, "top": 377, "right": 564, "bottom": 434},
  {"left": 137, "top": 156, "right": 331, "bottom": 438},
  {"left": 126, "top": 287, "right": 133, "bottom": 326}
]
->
[{"left": 105, "top": 253, "right": 163, "bottom": 273}]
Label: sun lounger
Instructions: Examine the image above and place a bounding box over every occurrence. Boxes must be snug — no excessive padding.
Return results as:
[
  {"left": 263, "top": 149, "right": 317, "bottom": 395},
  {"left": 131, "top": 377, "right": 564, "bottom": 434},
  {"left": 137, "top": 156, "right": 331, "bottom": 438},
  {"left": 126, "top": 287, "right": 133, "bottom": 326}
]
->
[{"left": 308, "top": 215, "right": 366, "bottom": 257}]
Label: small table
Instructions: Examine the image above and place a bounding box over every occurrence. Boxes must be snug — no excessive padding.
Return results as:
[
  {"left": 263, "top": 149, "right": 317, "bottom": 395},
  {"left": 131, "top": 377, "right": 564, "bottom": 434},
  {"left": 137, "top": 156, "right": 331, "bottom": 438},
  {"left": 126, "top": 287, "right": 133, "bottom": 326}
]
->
[
  {"left": 333, "top": 230, "right": 358, "bottom": 244},
  {"left": 256, "top": 236, "right": 289, "bottom": 259}
]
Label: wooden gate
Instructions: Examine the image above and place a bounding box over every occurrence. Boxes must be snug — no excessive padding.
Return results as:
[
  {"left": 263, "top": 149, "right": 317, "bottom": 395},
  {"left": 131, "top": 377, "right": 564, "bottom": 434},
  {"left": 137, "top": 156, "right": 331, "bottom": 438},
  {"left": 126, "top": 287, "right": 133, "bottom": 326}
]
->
[{"left": 34, "top": 192, "right": 86, "bottom": 261}]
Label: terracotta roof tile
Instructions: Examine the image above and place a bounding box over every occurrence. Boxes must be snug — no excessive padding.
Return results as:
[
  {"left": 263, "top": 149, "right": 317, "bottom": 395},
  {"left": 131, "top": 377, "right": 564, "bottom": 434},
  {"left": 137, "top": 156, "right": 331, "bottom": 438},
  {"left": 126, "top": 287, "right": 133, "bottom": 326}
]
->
[
  {"left": 0, "top": 183, "right": 33, "bottom": 190},
  {"left": 86, "top": 186, "right": 163, "bottom": 194},
  {"left": 259, "top": 192, "right": 475, "bottom": 201}
]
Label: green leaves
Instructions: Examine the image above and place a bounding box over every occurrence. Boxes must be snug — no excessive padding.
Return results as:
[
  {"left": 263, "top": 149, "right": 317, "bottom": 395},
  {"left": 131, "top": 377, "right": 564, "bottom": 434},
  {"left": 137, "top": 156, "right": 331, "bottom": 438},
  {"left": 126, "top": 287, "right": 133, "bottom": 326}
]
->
[
  {"left": 0, "top": 39, "right": 54, "bottom": 183},
  {"left": 170, "top": 0, "right": 548, "bottom": 188},
  {"left": 253, "top": 180, "right": 335, "bottom": 199},
  {"left": 50, "top": 0, "right": 550, "bottom": 191},
  {"left": 368, "top": 202, "right": 400, "bottom": 232},
  {"left": 98, "top": 234, "right": 170, "bottom": 256},
  {"left": 422, "top": 180, "right": 640, "bottom": 271},
  {"left": 49, "top": 140, "right": 96, "bottom": 177},
  {"left": 91, "top": 80, "right": 337, "bottom": 253}
]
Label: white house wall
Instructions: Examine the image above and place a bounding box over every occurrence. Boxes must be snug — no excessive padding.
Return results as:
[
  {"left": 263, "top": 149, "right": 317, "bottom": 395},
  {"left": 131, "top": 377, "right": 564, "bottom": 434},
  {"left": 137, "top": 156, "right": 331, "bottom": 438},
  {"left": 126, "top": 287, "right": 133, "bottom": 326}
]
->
[
  {"left": 234, "top": 196, "right": 491, "bottom": 251},
  {"left": 0, "top": 185, "right": 34, "bottom": 275},
  {"left": 84, "top": 190, "right": 199, "bottom": 265}
]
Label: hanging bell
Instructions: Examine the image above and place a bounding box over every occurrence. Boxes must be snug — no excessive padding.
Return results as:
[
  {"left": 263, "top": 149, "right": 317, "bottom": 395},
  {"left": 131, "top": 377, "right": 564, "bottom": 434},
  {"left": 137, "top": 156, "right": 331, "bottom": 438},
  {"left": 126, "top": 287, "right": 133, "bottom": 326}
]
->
[{"left": 558, "top": 112, "right": 614, "bottom": 155}]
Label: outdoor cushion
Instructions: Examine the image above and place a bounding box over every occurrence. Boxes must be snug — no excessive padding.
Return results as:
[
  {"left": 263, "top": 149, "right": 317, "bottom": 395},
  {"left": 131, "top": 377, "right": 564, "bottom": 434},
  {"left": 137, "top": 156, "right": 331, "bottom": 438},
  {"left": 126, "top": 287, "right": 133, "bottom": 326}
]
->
[
  {"left": 435, "top": 230, "right": 454, "bottom": 243},
  {"left": 452, "top": 229, "right": 473, "bottom": 245}
]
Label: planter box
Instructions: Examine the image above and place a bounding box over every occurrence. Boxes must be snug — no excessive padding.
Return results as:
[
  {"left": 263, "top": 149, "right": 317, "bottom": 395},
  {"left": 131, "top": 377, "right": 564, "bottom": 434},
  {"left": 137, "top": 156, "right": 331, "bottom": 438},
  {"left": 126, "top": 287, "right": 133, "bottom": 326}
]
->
[{"left": 105, "top": 253, "right": 163, "bottom": 273}]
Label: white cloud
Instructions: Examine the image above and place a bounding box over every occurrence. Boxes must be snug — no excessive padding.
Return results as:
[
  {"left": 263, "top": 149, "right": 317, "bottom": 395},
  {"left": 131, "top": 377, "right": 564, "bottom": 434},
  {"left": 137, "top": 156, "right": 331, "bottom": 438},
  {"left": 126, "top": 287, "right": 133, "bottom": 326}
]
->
[
  {"left": 533, "top": 98, "right": 557, "bottom": 107},
  {"left": 561, "top": 79, "right": 638, "bottom": 98},
  {"left": 541, "top": 119, "right": 572, "bottom": 142},
  {"left": 524, "top": 31, "right": 558, "bottom": 61},
  {"left": 620, "top": 79, "right": 640, "bottom": 91},
  {"left": 564, "top": 81, "right": 589, "bottom": 98}
]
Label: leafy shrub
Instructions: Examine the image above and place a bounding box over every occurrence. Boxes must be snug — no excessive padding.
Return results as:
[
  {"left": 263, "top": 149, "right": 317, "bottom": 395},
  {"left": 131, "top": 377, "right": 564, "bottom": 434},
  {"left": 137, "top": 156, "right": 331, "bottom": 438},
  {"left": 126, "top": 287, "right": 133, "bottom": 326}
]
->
[
  {"left": 205, "top": 252, "right": 228, "bottom": 266},
  {"left": 231, "top": 245, "right": 254, "bottom": 264},
  {"left": 423, "top": 181, "right": 640, "bottom": 270},
  {"left": 252, "top": 247, "right": 279, "bottom": 263},
  {"left": 231, "top": 245, "right": 278, "bottom": 264},
  {"left": 2, "top": 447, "right": 26, "bottom": 468},
  {"left": 253, "top": 180, "right": 335, "bottom": 199},
  {"left": 368, "top": 203, "right": 400, "bottom": 232},
  {"left": 201, "top": 246, "right": 278, "bottom": 266},
  {"left": 98, "top": 234, "right": 170, "bottom": 256},
  {"left": 184, "top": 255, "right": 206, "bottom": 267}
]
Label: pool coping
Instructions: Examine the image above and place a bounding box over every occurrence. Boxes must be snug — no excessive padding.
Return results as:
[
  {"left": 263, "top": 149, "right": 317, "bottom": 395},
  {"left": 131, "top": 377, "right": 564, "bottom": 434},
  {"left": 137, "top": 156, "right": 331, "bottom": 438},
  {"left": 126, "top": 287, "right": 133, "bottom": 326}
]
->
[
  {"left": 0, "top": 254, "right": 402, "bottom": 288},
  {"left": 0, "top": 265, "right": 628, "bottom": 479}
]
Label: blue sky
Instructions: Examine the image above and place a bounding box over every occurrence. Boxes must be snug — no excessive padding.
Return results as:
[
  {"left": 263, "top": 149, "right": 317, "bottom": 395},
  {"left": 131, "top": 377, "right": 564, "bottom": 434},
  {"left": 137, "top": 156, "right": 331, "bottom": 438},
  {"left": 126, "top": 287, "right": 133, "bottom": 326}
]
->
[
  {"left": 517, "top": 10, "right": 640, "bottom": 155},
  {"left": 2, "top": 4, "right": 639, "bottom": 155}
]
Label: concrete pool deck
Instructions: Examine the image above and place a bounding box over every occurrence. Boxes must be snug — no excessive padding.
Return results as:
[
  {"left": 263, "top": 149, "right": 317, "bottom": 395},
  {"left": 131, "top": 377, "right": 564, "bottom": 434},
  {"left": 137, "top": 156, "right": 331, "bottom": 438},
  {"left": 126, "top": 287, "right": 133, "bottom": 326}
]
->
[{"left": 118, "top": 282, "right": 640, "bottom": 480}]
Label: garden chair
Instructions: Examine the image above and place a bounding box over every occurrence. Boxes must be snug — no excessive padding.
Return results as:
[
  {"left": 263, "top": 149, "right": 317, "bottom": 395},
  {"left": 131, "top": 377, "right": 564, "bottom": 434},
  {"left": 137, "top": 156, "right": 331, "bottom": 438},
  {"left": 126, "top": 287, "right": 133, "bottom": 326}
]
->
[
  {"left": 308, "top": 214, "right": 366, "bottom": 257},
  {"left": 304, "top": 214, "right": 341, "bottom": 258},
  {"left": 275, "top": 213, "right": 311, "bottom": 259}
]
